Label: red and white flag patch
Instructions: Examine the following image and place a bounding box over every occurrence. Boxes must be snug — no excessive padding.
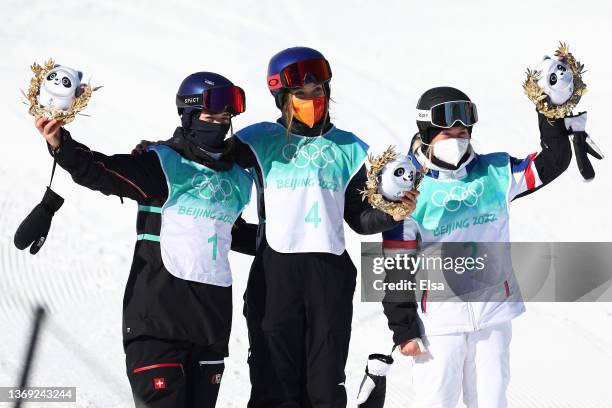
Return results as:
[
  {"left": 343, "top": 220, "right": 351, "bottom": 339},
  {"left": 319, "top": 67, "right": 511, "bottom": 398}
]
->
[
  {"left": 153, "top": 377, "right": 167, "bottom": 390},
  {"left": 211, "top": 373, "right": 222, "bottom": 385}
]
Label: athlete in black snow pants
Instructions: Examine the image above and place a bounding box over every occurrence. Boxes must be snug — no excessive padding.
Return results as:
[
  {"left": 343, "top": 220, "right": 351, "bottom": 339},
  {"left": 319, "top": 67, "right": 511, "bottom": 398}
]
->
[
  {"left": 235, "top": 47, "right": 417, "bottom": 408},
  {"left": 35, "top": 72, "right": 256, "bottom": 408}
]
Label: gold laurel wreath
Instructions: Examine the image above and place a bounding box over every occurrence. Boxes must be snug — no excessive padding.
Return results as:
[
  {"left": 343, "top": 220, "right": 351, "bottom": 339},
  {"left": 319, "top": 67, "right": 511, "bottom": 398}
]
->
[
  {"left": 361, "top": 146, "right": 425, "bottom": 218},
  {"left": 22, "top": 58, "right": 101, "bottom": 125},
  {"left": 523, "top": 42, "right": 587, "bottom": 119}
]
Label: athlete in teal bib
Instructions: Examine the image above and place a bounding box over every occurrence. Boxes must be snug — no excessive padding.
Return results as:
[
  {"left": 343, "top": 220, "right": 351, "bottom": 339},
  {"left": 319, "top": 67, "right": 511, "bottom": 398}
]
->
[
  {"left": 381, "top": 86, "right": 578, "bottom": 408},
  {"left": 234, "top": 47, "right": 416, "bottom": 408},
  {"left": 35, "top": 71, "right": 256, "bottom": 408},
  {"left": 148, "top": 144, "right": 252, "bottom": 286}
]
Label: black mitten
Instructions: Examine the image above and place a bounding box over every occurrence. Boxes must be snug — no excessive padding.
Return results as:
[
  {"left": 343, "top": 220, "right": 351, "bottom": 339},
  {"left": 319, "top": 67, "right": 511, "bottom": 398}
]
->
[
  {"left": 356, "top": 353, "right": 394, "bottom": 408},
  {"left": 564, "top": 112, "right": 604, "bottom": 180},
  {"left": 14, "top": 187, "right": 64, "bottom": 254}
]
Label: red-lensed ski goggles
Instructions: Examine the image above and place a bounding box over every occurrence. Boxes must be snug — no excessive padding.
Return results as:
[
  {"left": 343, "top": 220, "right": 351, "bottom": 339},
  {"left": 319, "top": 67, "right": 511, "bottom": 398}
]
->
[
  {"left": 267, "top": 58, "right": 332, "bottom": 91},
  {"left": 177, "top": 85, "right": 246, "bottom": 115}
]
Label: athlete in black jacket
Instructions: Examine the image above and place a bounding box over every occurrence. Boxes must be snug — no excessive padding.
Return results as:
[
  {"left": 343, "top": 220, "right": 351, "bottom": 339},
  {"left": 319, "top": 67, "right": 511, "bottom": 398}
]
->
[
  {"left": 34, "top": 72, "right": 256, "bottom": 408},
  {"left": 236, "top": 47, "right": 417, "bottom": 408},
  {"left": 135, "top": 74, "right": 416, "bottom": 408}
]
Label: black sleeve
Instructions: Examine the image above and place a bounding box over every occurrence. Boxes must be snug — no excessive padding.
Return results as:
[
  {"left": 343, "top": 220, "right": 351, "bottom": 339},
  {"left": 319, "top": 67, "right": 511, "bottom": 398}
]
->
[
  {"left": 513, "top": 112, "right": 572, "bottom": 200},
  {"left": 48, "top": 128, "right": 166, "bottom": 202},
  {"left": 232, "top": 136, "right": 258, "bottom": 168},
  {"left": 383, "top": 301, "right": 421, "bottom": 345},
  {"left": 381, "top": 261, "right": 421, "bottom": 345},
  {"left": 343, "top": 165, "right": 400, "bottom": 234},
  {"left": 230, "top": 215, "right": 258, "bottom": 256}
]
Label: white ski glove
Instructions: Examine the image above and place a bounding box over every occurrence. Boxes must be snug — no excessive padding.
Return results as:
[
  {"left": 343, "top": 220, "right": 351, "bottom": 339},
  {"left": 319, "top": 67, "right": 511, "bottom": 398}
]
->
[
  {"left": 564, "top": 112, "right": 604, "bottom": 180},
  {"left": 356, "top": 354, "right": 394, "bottom": 407}
]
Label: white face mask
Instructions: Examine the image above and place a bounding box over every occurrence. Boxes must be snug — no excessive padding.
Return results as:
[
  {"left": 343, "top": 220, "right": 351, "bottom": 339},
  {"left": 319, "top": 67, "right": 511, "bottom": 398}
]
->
[{"left": 432, "top": 138, "right": 470, "bottom": 166}]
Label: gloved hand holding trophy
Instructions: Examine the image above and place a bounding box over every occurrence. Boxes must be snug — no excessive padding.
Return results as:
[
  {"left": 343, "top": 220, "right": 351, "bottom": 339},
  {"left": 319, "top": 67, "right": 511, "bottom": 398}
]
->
[
  {"left": 14, "top": 59, "right": 100, "bottom": 254},
  {"left": 523, "top": 42, "right": 604, "bottom": 180}
]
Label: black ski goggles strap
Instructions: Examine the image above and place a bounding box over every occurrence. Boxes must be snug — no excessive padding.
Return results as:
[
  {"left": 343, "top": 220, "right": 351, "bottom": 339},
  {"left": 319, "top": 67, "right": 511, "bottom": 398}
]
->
[{"left": 417, "top": 100, "right": 478, "bottom": 128}]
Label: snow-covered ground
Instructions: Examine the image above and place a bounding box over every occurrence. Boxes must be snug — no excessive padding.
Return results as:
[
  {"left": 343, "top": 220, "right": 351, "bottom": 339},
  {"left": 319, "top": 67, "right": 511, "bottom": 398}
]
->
[{"left": 1, "top": 0, "right": 612, "bottom": 406}]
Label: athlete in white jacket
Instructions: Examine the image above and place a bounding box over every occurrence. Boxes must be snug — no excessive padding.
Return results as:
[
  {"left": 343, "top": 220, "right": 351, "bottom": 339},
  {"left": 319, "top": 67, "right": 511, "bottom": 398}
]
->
[{"left": 382, "top": 86, "right": 584, "bottom": 408}]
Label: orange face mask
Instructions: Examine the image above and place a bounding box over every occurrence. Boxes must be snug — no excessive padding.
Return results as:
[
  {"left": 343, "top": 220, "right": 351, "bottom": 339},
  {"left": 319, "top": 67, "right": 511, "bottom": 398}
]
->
[{"left": 291, "top": 95, "right": 326, "bottom": 128}]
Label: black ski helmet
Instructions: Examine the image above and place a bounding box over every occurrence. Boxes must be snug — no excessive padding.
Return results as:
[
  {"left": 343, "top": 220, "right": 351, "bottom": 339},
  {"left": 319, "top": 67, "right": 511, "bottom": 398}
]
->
[
  {"left": 176, "top": 72, "right": 234, "bottom": 116},
  {"left": 416, "top": 87, "right": 473, "bottom": 144}
]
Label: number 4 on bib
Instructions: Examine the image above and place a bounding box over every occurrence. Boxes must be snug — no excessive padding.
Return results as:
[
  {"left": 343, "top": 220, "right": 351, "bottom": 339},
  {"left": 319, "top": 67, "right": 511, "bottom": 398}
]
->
[{"left": 305, "top": 201, "right": 322, "bottom": 228}]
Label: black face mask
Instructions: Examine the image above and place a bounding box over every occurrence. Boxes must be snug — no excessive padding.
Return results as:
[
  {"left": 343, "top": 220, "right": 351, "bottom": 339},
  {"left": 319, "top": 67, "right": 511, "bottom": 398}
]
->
[{"left": 182, "top": 113, "right": 231, "bottom": 153}]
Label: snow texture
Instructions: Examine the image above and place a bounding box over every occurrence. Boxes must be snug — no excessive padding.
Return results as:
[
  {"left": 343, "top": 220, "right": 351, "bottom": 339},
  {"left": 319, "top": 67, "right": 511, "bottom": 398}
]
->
[{"left": 1, "top": 0, "right": 611, "bottom": 407}]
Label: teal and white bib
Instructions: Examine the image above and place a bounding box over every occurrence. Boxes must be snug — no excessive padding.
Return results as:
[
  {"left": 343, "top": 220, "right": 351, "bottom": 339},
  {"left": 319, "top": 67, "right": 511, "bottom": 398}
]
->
[
  {"left": 148, "top": 145, "right": 252, "bottom": 286},
  {"left": 409, "top": 153, "right": 525, "bottom": 335},
  {"left": 411, "top": 153, "right": 511, "bottom": 243},
  {"left": 238, "top": 122, "right": 368, "bottom": 254}
]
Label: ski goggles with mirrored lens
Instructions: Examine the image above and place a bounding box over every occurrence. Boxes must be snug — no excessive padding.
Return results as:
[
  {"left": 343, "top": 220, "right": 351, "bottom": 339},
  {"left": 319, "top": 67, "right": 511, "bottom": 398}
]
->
[
  {"left": 177, "top": 85, "right": 246, "bottom": 115},
  {"left": 416, "top": 100, "right": 478, "bottom": 128},
  {"left": 267, "top": 58, "right": 332, "bottom": 91}
]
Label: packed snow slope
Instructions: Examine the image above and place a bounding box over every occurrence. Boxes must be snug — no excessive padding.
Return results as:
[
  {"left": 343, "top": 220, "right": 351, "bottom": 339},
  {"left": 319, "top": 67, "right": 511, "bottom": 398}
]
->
[{"left": 1, "top": 0, "right": 611, "bottom": 406}]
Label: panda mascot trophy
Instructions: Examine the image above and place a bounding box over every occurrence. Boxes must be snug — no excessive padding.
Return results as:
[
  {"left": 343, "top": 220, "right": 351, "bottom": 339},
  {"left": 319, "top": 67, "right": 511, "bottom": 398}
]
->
[
  {"left": 523, "top": 42, "right": 604, "bottom": 180},
  {"left": 14, "top": 59, "right": 100, "bottom": 254},
  {"left": 361, "top": 146, "right": 423, "bottom": 219},
  {"left": 38, "top": 65, "right": 85, "bottom": 111}
]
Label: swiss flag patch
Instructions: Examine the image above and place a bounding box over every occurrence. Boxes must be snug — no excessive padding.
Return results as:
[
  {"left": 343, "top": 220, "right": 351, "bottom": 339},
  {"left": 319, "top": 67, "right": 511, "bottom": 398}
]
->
[{"left": 153, "top": 377, "right": 167, "bottom": 390}]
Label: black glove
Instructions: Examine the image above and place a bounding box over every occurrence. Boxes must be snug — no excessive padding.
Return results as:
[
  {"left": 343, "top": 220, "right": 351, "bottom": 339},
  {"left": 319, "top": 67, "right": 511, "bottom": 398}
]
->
[
  {"left": 564, "top": 112, "right": 604, "bottom": 180},
  {"left": 356, "top": 353, "right": 394, "bottom": 408},
  {"left": 14, "top": 187, "right": 64, "bottom": 255}
]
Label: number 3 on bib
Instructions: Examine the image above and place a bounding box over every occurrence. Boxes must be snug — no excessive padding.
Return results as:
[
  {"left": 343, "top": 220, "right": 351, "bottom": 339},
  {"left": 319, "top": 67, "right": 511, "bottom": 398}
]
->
[{"left": 305, "top": 201, "right": 322, "bottom": 228}]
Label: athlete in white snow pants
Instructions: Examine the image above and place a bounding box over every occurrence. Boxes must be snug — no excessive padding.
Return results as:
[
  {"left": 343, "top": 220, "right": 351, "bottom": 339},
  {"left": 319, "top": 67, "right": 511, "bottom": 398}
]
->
[
  {"left": 382, "top": 86, "right": 584, "bottom": 407},
  {"left": 412, "top": 322, "right": 511, "bottom": 408}
]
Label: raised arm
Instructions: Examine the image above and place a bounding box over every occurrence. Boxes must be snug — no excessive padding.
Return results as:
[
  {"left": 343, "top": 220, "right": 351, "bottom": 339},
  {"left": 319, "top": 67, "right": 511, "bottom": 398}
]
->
[
  {"left": 509, "top": 112, "right": 572, "bottom": 201},
  {"left": 36, "top": 117, "right": 166, "bottom": 201}
]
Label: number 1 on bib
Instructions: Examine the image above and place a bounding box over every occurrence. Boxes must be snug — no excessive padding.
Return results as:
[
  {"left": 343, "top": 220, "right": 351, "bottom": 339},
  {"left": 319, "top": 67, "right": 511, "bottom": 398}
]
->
[
  {"left": 305, "top": 201, "right": 322, "bottom": 228},
  {"left": 208, "top": 233, "right": 218, "bottom": 261}
]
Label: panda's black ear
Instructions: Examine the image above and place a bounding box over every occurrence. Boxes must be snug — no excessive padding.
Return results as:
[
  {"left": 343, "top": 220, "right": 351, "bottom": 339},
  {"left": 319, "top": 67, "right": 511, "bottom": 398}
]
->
[
  {"left": 54, "top": 64, "right": 60, "bottom": 68},
  {"left": 78, "top": 71, "right": 83, "bottom": 81},
  {"left": 542, "top": 55, "right": 551, "bottom": 61},
  {"left": 75, "top": 84, "right": 85, "bottom": 97}
]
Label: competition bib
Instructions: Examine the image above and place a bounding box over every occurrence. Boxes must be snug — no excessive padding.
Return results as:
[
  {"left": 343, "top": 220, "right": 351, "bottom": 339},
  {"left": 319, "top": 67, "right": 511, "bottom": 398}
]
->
[
  {"left": 411, "top": 153, "right": 511, "bottom": 243},
  {"left": 238, "top": 122, "right": 368, "bottom": 254},
  {"left": 149, "top": 145, "right": 252, "bottom": 286},
  {"left": 412, "top": 153, "right": 521, "bottom": 310}
]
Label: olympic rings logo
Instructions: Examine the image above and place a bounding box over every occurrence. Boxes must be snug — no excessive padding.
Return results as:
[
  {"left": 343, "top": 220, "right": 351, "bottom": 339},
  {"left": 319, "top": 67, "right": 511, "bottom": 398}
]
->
[
  {"left": 281, "top": 143, "right": 337, "bottom": 169},
  {"left": 191, "top": 173, "right": 233, "bottom": 203},
  {"left": 431, "top": 180, "right": 485, "bottom": 212}
]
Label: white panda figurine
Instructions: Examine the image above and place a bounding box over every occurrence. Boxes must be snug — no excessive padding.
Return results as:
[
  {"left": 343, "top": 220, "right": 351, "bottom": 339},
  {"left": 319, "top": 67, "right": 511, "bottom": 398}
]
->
[
  {"left": 38, "top": 65, "right": 84, "bottom": 110},
  {"left": 536, "top": 56, "right": 574, "bottom": 106},
  {"left": 378, "top": 157, "right": 417, "bottom": 201}
]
